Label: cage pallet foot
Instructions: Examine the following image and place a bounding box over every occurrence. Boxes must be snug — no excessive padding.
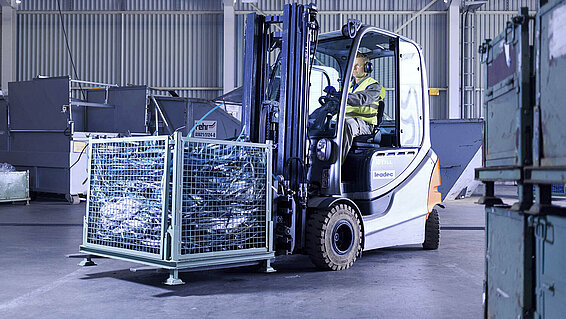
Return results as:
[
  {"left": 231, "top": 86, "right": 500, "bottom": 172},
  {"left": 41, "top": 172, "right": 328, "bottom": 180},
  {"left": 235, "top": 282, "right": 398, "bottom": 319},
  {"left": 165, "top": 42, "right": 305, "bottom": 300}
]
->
[
  {"left": 528, "top": 203, "right": 566, "bottom": 216},
  {"left": 261, "top": 260, "right": 276, "bottom": 273},
  {"left": 510, "top": 201, "right": 532, "bottom": 212},
  {"left": 164, "top": 269, "right": 185, "bottom": 285},
  {"left": 476, "top": 196, "right": 504, "bottom": 206},
  {"left": 66, "top": 194, "right": 81, "bottom": 205},
  {"left": 78, "top": 257, "right": 96, "bottom": 267}
]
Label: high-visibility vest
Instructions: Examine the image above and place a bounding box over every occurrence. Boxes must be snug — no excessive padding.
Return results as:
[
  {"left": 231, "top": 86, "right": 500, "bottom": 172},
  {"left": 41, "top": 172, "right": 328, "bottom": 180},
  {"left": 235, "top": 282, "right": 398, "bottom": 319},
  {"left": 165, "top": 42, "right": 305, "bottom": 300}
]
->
[{"left": 346, "top": 77, "right": 386, "bottom": 125}]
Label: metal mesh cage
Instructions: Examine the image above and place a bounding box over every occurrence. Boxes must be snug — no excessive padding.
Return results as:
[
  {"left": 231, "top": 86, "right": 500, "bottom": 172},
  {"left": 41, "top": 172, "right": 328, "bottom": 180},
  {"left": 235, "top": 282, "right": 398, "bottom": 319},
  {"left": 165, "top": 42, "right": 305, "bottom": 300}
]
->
[
  {"left": 180, "top": 139, "right": 269, "bottom": 255},
  {"left": 85, "top": 137, "right": 168, "bottom": 255},
  {"left": 552, "top": 184, "right": 566, "bottom": 196}
]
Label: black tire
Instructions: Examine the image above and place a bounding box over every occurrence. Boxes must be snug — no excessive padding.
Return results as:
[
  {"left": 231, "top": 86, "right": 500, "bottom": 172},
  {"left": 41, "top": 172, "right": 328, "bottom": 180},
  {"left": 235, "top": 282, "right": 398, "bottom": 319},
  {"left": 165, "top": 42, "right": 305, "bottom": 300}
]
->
[
  {"left": 306, "top": 203, "right": 362, "bottom": 270},
  {"left": 423, "top": 209, "right": 440, "bottom": 250}
]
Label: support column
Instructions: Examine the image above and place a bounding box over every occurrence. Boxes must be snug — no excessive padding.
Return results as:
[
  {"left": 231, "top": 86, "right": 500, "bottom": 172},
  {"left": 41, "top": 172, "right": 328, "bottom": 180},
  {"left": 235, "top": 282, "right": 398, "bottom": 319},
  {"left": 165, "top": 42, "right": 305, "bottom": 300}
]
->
[
  {"left": 223, "top": 0, "right": 235, "bottom": 94},
  {"left": 1, "top": 4, "right": 17, "bottom": 94},
  {"left": 447, "top": 0, "right": 461, "bottom": 119}
]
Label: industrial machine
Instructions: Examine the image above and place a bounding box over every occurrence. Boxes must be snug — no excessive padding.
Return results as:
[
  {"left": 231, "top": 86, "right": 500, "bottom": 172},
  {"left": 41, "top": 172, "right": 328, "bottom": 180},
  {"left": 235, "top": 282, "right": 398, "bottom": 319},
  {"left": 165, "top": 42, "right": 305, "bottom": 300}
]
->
[
  {"left": 241, "top": 3, "right": 442, "bottom": 270},
  {"left": 149, "top": 94, "right": 240, "bottom": 138},
  {"left": 0, "top": 76, "right": 141, "bottom": 203},
  {"left": 0, "top": 77, "right": 239, "bottom": 203}
]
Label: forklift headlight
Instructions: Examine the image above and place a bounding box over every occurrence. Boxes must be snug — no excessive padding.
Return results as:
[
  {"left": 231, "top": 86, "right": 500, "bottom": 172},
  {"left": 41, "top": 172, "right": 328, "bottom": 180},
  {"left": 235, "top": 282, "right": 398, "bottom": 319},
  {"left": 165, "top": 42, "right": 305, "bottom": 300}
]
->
[{"left": 316, "top": 138, "right": 332, "bottom": 161}]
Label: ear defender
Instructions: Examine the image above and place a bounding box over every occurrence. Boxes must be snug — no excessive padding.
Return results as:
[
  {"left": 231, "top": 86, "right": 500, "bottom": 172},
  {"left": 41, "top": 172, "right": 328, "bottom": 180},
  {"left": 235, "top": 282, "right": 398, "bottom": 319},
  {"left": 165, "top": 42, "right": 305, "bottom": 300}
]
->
[{"left": 364, "top": 61, "right": 373, "bottom": 74}]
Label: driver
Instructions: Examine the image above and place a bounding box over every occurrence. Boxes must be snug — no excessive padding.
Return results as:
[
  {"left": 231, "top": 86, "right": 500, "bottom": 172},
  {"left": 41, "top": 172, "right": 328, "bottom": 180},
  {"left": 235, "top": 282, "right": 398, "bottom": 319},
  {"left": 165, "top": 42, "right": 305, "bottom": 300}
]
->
[{"left": 341, "top": 52, "right": 386, "bottom": 163}]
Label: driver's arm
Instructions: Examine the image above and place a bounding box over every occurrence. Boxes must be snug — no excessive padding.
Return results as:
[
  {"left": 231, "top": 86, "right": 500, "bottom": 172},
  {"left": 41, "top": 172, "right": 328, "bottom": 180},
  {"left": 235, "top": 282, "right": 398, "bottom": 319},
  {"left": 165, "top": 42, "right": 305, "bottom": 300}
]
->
[{"left": 346, "top": 82, "right": 383, "bottom": 106}]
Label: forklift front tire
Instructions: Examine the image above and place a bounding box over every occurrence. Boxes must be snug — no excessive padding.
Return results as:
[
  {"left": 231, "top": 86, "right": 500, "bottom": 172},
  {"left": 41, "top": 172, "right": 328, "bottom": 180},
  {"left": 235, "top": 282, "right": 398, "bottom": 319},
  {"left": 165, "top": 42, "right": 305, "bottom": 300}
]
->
[
  {"left": 422, "top": 209, "right": 440, "bottom": 250},
  {"left": 306, "top": 203, "right": 362, "bottom": 271}
]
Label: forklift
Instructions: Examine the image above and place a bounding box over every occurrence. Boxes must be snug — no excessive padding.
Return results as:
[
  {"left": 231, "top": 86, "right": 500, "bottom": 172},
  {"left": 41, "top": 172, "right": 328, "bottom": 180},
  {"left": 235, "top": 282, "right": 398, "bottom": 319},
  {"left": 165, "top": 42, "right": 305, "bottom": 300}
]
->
[{"left": 241, "top": 3, "right": 442, "bottom": 270}]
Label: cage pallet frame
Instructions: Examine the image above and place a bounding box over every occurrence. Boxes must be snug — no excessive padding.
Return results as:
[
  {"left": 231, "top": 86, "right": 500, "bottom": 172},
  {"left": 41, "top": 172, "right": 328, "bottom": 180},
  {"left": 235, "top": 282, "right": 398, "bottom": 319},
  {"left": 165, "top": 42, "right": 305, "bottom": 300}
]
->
[{"left": 79, "top": 133, "right": 275, "bottom": 285}]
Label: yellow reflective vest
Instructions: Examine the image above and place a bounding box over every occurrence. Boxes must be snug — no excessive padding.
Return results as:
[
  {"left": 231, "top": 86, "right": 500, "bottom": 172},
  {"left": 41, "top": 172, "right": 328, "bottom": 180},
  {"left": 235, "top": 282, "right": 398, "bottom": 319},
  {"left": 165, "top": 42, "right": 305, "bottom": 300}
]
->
[{"left": 346, "top": 77, "right": 386, "bottom": 125}]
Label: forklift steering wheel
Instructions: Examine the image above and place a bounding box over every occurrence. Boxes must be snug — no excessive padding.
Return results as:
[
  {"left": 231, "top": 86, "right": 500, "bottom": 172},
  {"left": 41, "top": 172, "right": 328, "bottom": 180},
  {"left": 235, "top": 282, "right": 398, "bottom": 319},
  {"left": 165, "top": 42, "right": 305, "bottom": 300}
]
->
[
  {"left": 318, "top": 86, "right": 340, "bottom": 114},
  {"left": 309, "top": 86, "right": 340, "bottom": 132}
]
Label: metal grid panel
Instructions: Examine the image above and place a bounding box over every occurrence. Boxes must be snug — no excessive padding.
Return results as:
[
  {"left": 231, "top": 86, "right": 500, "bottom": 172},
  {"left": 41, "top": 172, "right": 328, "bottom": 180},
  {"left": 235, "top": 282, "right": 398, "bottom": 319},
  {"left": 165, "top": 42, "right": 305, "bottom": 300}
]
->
[
  {"left": 180, "top": 139, "right": 269, "bottom": 255},
  {"left": 85, "top": 137, "right": 168, "bottom": 255}
]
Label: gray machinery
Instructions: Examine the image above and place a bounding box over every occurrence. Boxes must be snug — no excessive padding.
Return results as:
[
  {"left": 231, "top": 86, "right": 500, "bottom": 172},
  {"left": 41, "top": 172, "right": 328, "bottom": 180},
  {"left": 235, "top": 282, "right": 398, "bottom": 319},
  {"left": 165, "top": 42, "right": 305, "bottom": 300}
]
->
[
  {"left": 0, "top": 76, "right": 242, "bottom": 203},
  {"left": 149, "top": 95, "right": 240, "bottom": 139},
  {"left": 0, "top": 76, "right": 147, "bottom": 203},
  {"left": 242, "top": 3, "right": 442, "bottom": 270}
]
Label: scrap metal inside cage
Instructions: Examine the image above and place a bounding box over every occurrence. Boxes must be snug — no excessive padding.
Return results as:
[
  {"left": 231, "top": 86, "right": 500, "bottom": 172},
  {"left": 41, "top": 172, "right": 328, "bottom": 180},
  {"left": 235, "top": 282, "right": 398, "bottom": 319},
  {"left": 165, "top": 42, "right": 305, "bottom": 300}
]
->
[
  {"left": 80, "top": 134, "right": 274, "bottom": 284},
  {"left": 180, "top": 140, "right": 268, "bottom": 255}
]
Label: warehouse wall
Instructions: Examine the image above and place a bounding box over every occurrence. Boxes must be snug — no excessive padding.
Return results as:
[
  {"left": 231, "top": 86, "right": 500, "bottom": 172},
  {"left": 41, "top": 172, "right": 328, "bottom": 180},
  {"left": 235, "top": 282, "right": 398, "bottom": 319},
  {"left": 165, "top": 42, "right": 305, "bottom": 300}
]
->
[
  {"left": 234, "top": 9, "right": 448, "bottom": 118},
  {"left": 2, "top": 0, "right": 539, "bottom": 117},
  {"left": 15, "top": 0, "right": 224, "bottom": 99}
]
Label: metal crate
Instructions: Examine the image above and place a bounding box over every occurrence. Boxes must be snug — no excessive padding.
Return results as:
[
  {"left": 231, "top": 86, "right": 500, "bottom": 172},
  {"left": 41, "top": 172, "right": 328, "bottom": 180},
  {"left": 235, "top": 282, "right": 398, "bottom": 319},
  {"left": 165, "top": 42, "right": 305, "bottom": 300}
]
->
[
  {"left": 522, "top": 0, "right": 566, "bottom": 213},
  {"left": 0, "top": 171, "right": 30, "bottom": 204},
  {"left": 477, "top": 9, "right": 535, "bottom": 210},
  {"left": 177, "top": 138, "right": 270, "bottom": 257},
  {"left": 84, "top": 136, "right": 170, "bottom": 257},
  {"left": 533, "top": 214, "right": 566, "bottom": 319},
  {"left": 535, "top": 0, "right": 566, "bottom": 169},
  {"left": 485, "top": 206, "right": 535, "bottom": 318},
  {"left": 480, "top": 8, "right": 533, "bottom": 171},
  {"left": 80, "top": 134, "right": 274, "bottom": 284}
]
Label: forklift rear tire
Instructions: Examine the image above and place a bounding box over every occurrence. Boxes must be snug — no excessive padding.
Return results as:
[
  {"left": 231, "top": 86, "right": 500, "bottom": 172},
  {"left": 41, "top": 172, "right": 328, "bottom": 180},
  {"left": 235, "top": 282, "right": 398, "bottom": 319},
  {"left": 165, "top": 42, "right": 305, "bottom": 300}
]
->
[
  {"left": 306, "top": 204, "right": 362, "bottom": 271},
  {"left": 422, "top": 209, "right": 440, "bottom": 250}
]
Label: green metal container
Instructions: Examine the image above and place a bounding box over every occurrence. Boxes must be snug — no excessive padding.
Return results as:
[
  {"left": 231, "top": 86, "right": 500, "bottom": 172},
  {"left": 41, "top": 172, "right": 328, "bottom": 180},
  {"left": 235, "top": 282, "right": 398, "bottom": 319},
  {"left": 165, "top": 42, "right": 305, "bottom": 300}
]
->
[
  {"left": 485, "top": 206, "right": 535, "bottom": 318},
  {"left": 0, "top": 171, "right": 30, "bottom": 204},
  {"left": 534, "top": 0, "right": 566, "bottom": 170},
  {"left": 524, "top": 0, "right": 566, "bottom": 189},
  {"left": 533, "top": 214, "right": 566, "bottom": 319},
  {"left": 481, "top": 8, "right": 533, "bottom": 171}
]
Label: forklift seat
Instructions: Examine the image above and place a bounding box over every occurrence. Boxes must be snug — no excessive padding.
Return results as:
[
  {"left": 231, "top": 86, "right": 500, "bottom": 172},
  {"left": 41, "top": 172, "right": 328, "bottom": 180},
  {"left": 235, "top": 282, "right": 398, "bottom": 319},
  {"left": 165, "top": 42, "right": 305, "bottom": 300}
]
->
[{"left": 351, "top": 100, "right": 384, "bottom": 150}]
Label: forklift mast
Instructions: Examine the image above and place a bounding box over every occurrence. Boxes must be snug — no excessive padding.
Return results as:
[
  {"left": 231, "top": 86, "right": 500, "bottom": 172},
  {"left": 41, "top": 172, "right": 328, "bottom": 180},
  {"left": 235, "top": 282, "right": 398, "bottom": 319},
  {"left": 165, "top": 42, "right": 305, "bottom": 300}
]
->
[{"left": 241, "top": 3, "right": 319, "bottom": 254}]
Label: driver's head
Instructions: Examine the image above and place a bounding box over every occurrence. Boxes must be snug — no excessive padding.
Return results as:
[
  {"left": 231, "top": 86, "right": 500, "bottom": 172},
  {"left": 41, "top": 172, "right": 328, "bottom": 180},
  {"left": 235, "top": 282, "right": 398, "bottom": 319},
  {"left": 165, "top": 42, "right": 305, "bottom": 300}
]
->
[{"left": 352, "top": 52, "right": 369, "bottom": 81}]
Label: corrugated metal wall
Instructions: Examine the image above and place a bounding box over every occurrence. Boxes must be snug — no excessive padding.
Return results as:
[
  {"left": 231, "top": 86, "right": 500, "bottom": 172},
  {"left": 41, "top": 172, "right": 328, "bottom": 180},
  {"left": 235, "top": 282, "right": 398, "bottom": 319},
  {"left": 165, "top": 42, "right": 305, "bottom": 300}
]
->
[
  {"left": 233, "top": 0, "right": 450, "bottom": 11},
  {"left": 18, "top": 0, "right": 225, "bottom": 11},
  {"left": 6, "top": 0, "right": 540, "bottom": 117},
  {"left": 234, "top": 10, "right": 449, "bottom": 118},
  {"left": 16, "top": 0, "right": 224, "bottom": 99},
  {"left": 477, "top": 0, "right": 538, "bottom": 11}
]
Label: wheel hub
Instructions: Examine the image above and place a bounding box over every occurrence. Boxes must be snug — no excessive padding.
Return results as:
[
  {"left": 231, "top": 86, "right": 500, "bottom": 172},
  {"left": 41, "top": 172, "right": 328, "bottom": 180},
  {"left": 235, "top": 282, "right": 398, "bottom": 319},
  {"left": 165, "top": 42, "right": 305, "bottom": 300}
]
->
[{"left": 331, "top": 220, "right": 354, "bottom": 255}]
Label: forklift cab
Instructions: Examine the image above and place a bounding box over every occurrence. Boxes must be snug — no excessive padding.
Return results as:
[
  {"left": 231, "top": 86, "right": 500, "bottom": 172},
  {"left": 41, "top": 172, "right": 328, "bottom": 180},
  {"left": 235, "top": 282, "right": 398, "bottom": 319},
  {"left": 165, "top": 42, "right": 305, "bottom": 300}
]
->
[{"left": 306, "top": 26, "right": 429, "bottom": 217}]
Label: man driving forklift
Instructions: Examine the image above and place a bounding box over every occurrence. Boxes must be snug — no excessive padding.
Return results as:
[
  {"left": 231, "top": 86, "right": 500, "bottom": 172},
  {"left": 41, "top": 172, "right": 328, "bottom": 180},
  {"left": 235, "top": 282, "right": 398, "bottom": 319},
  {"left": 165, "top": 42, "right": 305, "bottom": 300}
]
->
[{"left": 342, "top": 52, "right": 386, "bottom": 163}]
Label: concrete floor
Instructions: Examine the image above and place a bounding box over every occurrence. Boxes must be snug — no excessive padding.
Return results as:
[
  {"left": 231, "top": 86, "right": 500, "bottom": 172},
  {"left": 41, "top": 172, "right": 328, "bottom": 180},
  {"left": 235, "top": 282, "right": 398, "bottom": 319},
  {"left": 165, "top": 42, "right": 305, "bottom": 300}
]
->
[{"left": 0, "top": 193, "right": 491, "bottom": 319}]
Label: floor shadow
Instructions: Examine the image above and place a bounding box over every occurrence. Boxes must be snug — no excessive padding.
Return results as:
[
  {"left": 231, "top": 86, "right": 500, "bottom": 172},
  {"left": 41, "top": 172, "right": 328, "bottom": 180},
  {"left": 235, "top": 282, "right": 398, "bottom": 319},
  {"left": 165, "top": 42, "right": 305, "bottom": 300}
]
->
[{"left": 80, "top": 247, "right": 433, "bottom": 298}]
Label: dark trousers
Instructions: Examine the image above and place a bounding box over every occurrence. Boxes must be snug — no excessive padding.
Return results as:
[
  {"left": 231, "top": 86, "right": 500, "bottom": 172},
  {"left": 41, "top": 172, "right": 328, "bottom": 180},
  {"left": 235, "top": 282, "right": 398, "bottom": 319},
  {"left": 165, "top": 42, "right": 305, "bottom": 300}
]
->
[{"left": 342, "top": 117, "right": 373, "bottom": 164}]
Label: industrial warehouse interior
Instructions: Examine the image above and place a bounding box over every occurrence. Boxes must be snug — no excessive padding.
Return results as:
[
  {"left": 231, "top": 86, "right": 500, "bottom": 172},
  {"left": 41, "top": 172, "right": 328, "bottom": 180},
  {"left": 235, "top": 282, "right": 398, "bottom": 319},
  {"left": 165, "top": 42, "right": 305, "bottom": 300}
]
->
[{"left": 1, "top": 0, "right": 564, "bottom": 318}]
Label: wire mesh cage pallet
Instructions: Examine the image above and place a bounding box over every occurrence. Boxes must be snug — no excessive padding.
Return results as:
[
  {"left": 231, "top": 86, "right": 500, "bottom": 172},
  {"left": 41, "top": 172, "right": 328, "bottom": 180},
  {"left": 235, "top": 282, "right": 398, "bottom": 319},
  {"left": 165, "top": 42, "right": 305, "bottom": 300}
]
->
[{"left": 79, "top": 133, "right": 274, "bottom": 285}]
